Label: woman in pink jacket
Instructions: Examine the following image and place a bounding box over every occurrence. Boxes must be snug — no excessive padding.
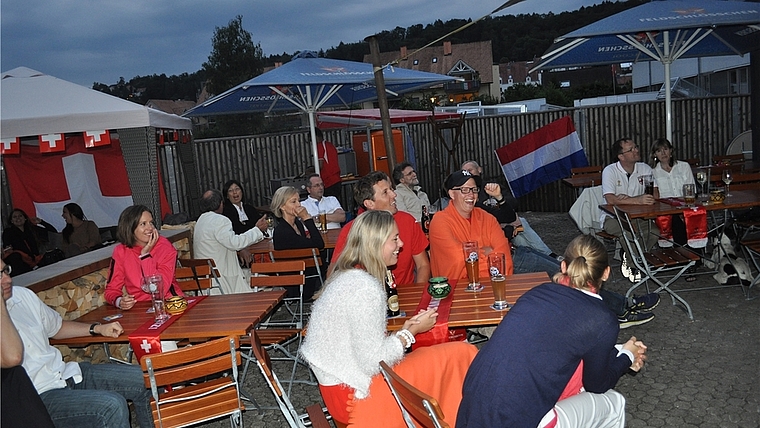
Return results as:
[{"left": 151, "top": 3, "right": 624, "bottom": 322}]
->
[{"left": 104, "top": 205, "right": 181, "bottom": 309}]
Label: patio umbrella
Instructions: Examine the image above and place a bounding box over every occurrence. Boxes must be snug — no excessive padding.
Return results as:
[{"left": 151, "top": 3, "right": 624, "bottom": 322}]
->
[
  {"left": 530, "top": 0, "right": 760, "bottom": 142},
  {"left": 183, "top": 57, "right": 459, "bottom": 174}
]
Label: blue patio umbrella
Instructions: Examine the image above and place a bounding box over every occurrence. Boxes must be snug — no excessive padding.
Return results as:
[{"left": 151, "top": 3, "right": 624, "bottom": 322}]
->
[
  {"left": 530, "top": 0, "right": 760, "bottom": 142},
  {"left": 184, "top": 57, "right": 459, "bottom": 174}
]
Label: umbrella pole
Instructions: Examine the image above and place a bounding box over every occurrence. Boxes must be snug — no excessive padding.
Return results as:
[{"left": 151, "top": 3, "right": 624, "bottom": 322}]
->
[
  {"left": 306, "top": 86, "right": 321, "bottom": 175},
  {"left": 664, "top": 31, "right": 673, "bottom": 143}
]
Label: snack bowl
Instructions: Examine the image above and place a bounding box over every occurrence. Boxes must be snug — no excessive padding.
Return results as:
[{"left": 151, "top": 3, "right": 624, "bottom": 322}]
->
[
  {"left": 165, "top": 296, "right": 188, "bottom": 315},
  {"left": 709, "top": 190, "right": 726, "bottom": 204}
]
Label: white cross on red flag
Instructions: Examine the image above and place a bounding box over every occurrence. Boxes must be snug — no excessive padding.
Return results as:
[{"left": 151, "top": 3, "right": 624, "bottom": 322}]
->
[
  {"left": 39, "top": 133, "right": 65, "bottom": 153},
  {"left": 0, "top": 137, "right": 20, "bottom": 155},
  {"left": 83, "top": 130, "right": 111, "bottom": 148}
]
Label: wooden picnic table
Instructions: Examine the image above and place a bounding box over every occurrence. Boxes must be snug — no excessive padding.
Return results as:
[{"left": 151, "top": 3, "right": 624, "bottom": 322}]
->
[
  {"left": 248, "top": 228, "right": 342, "bottom": 254},
  {"left": 600, "top": 188, "right": 760, "bottom": 219}
]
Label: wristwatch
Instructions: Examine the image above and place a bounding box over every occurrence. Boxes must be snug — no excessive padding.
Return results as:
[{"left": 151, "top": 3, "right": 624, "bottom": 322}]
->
[{"left": 89, "top": 322, "right": 101, "bottom": 336}]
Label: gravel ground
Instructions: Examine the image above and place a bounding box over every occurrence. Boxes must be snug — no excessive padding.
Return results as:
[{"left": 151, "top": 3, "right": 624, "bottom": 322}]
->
[{"left": 192, "top": 211, "right": 759, "bottom": 428}]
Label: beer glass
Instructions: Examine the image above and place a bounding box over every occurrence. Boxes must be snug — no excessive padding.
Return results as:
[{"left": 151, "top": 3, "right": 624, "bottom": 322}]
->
[
  {"left": 682, "top": 184, "right": 696, "bottom": 207},
  {"left": 462, "top": 241, "right": 483, "bottom": 292},
  {"left": 488, "top": 252, "right": 509, "bottom": 310},
  {"left": 141, "top": 274, "right": 169, "bottom": 322}
]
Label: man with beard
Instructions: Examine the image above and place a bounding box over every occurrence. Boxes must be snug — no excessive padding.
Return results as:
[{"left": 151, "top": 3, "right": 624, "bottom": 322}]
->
[{"left": 392, "top": 162, "right": 431, "bottom": 223}]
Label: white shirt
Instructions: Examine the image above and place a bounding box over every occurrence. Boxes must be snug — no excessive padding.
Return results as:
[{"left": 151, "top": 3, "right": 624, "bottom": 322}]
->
[
  {"left": 600, "top": 161, "right": 654, "bottom": 223},
  {"left": 301, "top": 196, "right": 343, "bottom": 229},
  {"left": 652, "top": 160, "right": 695, "bottom": 198},
  {"left": 6, "top": 286, "right": 82, "bottom": 394}
]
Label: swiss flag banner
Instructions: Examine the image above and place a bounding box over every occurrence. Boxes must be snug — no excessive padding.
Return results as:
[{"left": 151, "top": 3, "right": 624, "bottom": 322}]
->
[
  {"left": 0, "top": 137, "right": 20, "bottom": 155},
  {"left": 39, "top": 133, "right": 66, "bottom": 153},
  {"left": 84, "top": 130, "right": 111, "bottom": 148},
  {"left": 4, "top": 135, "right": 134, "bottom": 230}
]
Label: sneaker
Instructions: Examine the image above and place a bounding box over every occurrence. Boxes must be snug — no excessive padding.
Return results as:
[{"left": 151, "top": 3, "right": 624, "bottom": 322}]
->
[
  {"left": 629, "top": 293, "right": 660, "bottom": 312},
  {"left": 629, "top": 268, "right": 642, "bottom": 283},
  {"left": 618, "top": 311, "right": 655, "bottom": 329},
  {"left": 621, "top": 252, "right": 633, "bottom": 280}
]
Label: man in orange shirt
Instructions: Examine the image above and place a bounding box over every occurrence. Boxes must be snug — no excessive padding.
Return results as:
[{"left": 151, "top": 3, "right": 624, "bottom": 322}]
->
[{"left": 429, "top": 170, "right": 513, "bottom": 283}]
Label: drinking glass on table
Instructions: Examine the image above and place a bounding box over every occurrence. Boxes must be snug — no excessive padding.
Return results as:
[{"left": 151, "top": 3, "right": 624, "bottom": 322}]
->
[
  {"left": 462, "top": 241, "right": 484, "bottom": 292},
  {"left": 318, "top": 210, "right": 328, "bottom": 233},
  {"left": 695, "top": 171, "right": 707, "bottom": 198},
  {"left": 141, "top": 274, "right": 169, "bottom": 322},
  {"left": 487, "top": 252, "right": 509, "bottom": 310},
  {"left": 640, "top": 175, "right": 654, "bottom": 195},
  {"left": 722, "top": 169, "right": 732, "bottom": 196},
  {"left": 266, "top": 215, "right": 275, "bottom": 237},
  {"left": 682, "top": 184, "right": 696, "bottom": 208}
]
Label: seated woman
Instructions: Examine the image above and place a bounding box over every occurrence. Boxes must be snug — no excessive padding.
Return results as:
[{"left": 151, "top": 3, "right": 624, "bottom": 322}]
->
[
  {"left": 651, "top": 138, "right": 696, "bottom": 246},
  {"left": 60, "top": 203, "right": 101, "bottom": 258},
  {"left": 270, "top": 186, "right": 324, "bottom": 300},
  {"left": 2, "top": 209, "right": 56, "bottom": 275},
  {"left": 301, "top": 210, "right": 477, "bottom": 427},
  {"left": 457, "top": 235, "right": 648, "bottom": 428},
  {"left": 104, "top": 205, "right": 182, "bottom": 310},
  {"left": 222, "top": 179, "right": 264, "bottom": 266}
]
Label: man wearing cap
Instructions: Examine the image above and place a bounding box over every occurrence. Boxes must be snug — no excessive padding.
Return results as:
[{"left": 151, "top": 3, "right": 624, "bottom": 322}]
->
[{"left": 428, "top": 170, "right": 513, "bottom": 283}]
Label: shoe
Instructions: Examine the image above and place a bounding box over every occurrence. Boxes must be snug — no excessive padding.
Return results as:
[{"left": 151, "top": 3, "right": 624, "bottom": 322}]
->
[
  {"left": 629, "top": 293, "right": 660, "bottom": 312},
  {"left": 618, "top": 311, "right": 655, "bottom": 329},
  {"left": 629, "top": 268, "right": 642, "bottom": 283},
  {"left": 621, "top": 252, "right": 632, "bottom": 280}
]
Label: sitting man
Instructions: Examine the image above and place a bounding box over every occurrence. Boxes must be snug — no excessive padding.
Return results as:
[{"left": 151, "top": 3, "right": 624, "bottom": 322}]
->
[
  {"left": 194, "top": 189, "right": 268, "bottom": 294},
  {"left": 601, "top": 137, "right": 659, "bottom": 281},
  {"left": 329, "top": 171, "right": 430, "bottom": 285},
  {"left": 392, "top": 162, "right": 431, "bottom": 223},
  {"left": 2, "top": 260, "right": 153, "bottom": 428},
  {"left": 301, "top": 173, "right": 346, "bottom": 230},
  {"left": 429, "top": 170, "right": 514, "bottom": 282}
]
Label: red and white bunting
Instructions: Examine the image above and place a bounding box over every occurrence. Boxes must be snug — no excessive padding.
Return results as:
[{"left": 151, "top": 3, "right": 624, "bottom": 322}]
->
[
  {"left": 39, "top": 133, "right": 65, "bottom": 153},
  {"left": 0, "top": 137, "right": 20, "bottom": 155},
  {"left": 83, "top": 130, "right": 111, "bottom": 148},
  {"left": 157, "top": 130, "right": 165, "bottom": 145}
]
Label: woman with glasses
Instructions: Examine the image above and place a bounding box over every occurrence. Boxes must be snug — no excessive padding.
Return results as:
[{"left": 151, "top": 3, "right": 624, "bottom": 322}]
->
[{"left": 104, "top": 205, "right": 182, "bottom": 310}]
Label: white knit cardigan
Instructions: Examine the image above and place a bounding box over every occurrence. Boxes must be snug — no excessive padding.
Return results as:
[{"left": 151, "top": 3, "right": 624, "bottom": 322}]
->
[{"left": 300, "top": 268, "right": 405, "bottom": 399}]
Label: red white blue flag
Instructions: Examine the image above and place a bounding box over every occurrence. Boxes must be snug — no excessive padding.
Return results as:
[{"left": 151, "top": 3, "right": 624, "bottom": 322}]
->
[{"left": 494, "top": 116, "right": 588, "bottom": 197}]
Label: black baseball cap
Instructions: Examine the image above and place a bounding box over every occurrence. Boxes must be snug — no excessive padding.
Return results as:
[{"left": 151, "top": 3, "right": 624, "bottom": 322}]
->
[{"left": 444, "top": 170, "right": 482, "bottom": 191}]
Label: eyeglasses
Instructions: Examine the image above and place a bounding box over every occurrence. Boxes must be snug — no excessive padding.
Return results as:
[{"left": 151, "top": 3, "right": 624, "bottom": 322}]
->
[
  {"left": 620, "top": 145, "right": 639, "bottom": 154},
  {"left": 0, "top": 265, "right": 11, "bottom": 278},
  {"left": 452, "top": 186, "right": 479, "bottom": 194},
  {"left": 404, "top": 170, "right": 417, "bottom": 176}
]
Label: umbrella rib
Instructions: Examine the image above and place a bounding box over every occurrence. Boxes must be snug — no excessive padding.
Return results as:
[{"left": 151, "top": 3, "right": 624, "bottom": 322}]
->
[
  {"left": 672, "top": 29, "right": 712, "bottom": 60},
  {"left": 313, "top": 85, "right": 343, "bottom": 110},
  {"left": 617, "top": 34, "right": 661, "bottom": 63},
  {"left": 529, "top": 38, "right": 589, "bottom": 72},
  {"left": 270, "top": 86, "right": 308, "bottom": 112}
]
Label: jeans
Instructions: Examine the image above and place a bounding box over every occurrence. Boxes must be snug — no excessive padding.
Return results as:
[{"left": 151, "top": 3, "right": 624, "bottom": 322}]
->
[
  {"left": 599, "top": 288, "right": 630, "bottom": 317},
  {"left": 39, "top": 362, "right": 152, "bottom": 428},
  {"left": 511, "top": 217, "right": 554, "bottom": 255},
  {"left": 512, "top": 246, "right": 561, "bottom": 276}
]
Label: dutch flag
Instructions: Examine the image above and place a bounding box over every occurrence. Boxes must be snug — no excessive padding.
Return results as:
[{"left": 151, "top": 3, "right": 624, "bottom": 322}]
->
[{"left": 495, "top": 116, "right": 588, "bottom": 198}]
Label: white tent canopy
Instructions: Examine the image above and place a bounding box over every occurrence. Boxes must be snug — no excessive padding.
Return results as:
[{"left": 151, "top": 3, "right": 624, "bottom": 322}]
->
[{"left": 1, "top": 67, "right": 190, "bottom": 139}]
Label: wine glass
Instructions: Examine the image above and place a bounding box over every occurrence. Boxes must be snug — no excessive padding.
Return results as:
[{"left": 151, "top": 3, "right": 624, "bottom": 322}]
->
[
  {"left": 695, "top": 171, "right": 707, "bottom": 198},
  {"left": 722, "top": 169, "right": 732, "bottom": 196}
]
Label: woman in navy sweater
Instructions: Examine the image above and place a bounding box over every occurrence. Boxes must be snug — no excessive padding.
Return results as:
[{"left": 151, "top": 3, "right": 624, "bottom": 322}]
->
[{"left": 457, "top": 234, "right": 648, "bottom": 428}]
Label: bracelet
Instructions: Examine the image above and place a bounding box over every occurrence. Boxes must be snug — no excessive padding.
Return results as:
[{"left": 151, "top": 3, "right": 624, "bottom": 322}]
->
[
  {"left": 395, "top": 329, "right": 416, "bottom": 349},
  {"left": 89, "top": 322, "right": 101, "bottom": 336},
  {"left": 139, "top": 253, "right": 151, "bottom": 260}
]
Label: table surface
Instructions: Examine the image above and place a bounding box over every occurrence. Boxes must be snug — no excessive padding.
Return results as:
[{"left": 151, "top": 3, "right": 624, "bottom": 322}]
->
[
  {"left": 562, "top": 174, "right": 602, "bottom": 189},
  {"left": 50, "top": 291, "right": 286, "bottom": 347},
  {"left": 248, "top": 228, "right": 341, "bottom": 254},
  {"left": 386, "top": 272, "right": 550, "bottom": 331},
  {"left": 600, "top": 188, "right": 760, "bottom": 219}
]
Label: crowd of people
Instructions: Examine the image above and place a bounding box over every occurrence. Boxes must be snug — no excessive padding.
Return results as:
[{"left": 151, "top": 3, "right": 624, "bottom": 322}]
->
[{"left": 5, "top": 130, "right": 702, "bottom": 428}]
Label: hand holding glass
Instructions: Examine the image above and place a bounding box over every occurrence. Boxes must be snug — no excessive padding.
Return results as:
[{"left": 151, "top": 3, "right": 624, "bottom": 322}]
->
[{"left": 462, "top": 241, "right": 483, "bottom": 292}]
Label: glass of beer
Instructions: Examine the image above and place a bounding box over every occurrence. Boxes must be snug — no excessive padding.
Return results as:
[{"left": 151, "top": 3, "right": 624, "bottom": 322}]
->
[
  {"left": 319, "top": 210, "right": 328, "bottom": 233},
  {"left": 488, "top": 252, "right": 509, "bottom": 310},
  {"left": 682, "top": 183, "right": 696, "bottom": 207},
  {"left": 641, "top": 175, "right": 654, "bottom": 195},
  {"left": 462, "top": 241, "right": 483, "bottom": 292}
]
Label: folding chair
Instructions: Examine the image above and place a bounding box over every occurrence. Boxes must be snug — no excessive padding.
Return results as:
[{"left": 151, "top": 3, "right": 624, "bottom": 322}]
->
[
  {"left": 269, "top": 248, "right": 325, "bottom": 289},
  {"left": 739, "top": 226, "right": 760, "bottom": 300},
  {"left": 141, "top": 336, "right": 243, "bottom": 428},
  {"left": 248, "top": 330, "right": 329, "bottom": 428},
  {"left": 175, "top": 258, "right": 222, "bottom": 295},
  {"left": 379, "top": 361, "right": 450, "bottom": 428},
  {"left": 615, "top": 206, "right": 701, "bottom": 320}
]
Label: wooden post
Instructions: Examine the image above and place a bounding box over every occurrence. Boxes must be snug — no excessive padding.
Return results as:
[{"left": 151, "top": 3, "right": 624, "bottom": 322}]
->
[{"left": 365, "top": 35, "right": 397, "bottom": 173}]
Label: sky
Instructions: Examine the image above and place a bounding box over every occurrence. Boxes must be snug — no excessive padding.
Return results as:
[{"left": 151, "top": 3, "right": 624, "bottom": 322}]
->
[{"left": 1, "top": 0, "right": 609, "bottom": 88}]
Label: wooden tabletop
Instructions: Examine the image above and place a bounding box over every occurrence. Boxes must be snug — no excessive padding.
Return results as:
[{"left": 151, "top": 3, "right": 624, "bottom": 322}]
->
[
  {"left": 600, "top": 189, "right": 760, "bottom": 220},
  {"left": 248, "top": 227, "right": 342, "bottom": 254},
  {"left": 50, "top": 291, "right": 286, "bottom": 347},
  {"left": 562, "top": 174, "right": 602, "bottom": 189},
  {"left": 386, "top": 272, "right": 549, "bottom": 331}
]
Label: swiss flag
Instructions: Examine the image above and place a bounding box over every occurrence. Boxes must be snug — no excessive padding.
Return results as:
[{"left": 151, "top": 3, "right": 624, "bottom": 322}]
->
[
  {"left": 4, "top": 135, "right": 134, "bottom": 230},
  {"left": 0, "top": 137, "right": 20, "bottom": 155},
  {"left": 83, "top": 130, "right": 111, "bottom": 148},
  {"left": 39, "top": 133, "right": 65, "bottom": 153}
]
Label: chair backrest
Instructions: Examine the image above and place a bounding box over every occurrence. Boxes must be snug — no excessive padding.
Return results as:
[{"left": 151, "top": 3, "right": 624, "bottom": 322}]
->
[
  {"left": 141, "top": 336, "right": 242, "bottom": 428},
  {"left": 571, "top": 165, "right": 602, "bottom": 176},
  {"left": 250, "top": 260, "right": 306, "bottom": 288},
  {"left": 379, "top": 361, "right": 450, "bottom": 428},
  {"left": 729, "top": 172, "right": 760, "bottom": 191},
  {"left": 269, "top": 248, "right": 323, "bottom": 269},
  {"left": 250, "top": 331, "right": 303, "bottom": 427},
  {"left": 685, "top": 157, "right": 700, "bottom": 166},
  {"left": 175, "top": 258, "right": 221, "bottom": 295},
  {"left": 713, "top": 153, "right": 745, "bottom": 165}
]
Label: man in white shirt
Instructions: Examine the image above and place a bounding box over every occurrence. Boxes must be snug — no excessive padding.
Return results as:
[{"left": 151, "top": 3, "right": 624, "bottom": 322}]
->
[
  {"left": 194, "top": 189, "right": 268, "bottom": 294},
  {"left": 601, "top": 137, "right": 659, "bottom": 279},
  {"left": 1, "top": 260, "right": 152, "bottom": 428},
  {"left": 301, "top": 174, "right": 346, "bottom": 230},
  {"left": 392, "top": 162, "right": 431, "bottom": 223}
]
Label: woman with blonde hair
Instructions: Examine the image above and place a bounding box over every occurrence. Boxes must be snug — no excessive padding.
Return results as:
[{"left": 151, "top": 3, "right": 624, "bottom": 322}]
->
[
  {"left": 302, "top": 210, "right": 477, "bottom": 427},
  {"left": 458, "top": 235, "right": 648, "bottom": 428}
]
